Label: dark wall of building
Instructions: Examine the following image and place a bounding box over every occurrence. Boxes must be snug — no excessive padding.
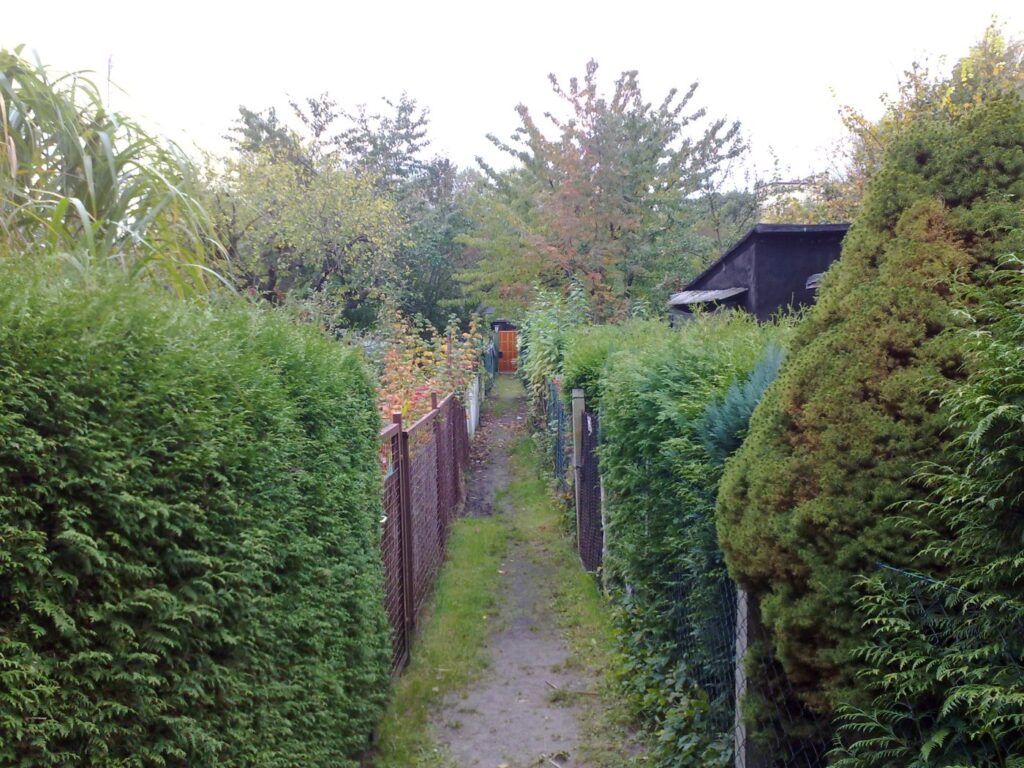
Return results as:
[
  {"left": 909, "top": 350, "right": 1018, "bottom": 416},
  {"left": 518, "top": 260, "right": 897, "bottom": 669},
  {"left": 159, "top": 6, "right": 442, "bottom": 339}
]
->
[
  {"left": 751, "top": 231, "right": 845, "bottom": 321},
  {"left": 690, "top": 242, "right": 756, "bottom": 315}
]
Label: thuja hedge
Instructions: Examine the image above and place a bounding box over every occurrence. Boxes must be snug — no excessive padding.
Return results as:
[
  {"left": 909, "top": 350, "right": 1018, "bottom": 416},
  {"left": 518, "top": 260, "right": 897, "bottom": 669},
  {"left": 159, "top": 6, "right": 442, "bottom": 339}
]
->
[
  {"left": 560, "top": 320, "right": 669, "bottom": 409},
  {"left": 716, "top": 94, "right": 1024, "bottom": 720},
  {"left": 0, "top": 262, "right": 390, "bottom": 766},
  {"left": 597, "top": 313, "right": 789, "bottom": 766},
  {"left": 831, "top": 254, "right": 1024, "bottom": 767}
]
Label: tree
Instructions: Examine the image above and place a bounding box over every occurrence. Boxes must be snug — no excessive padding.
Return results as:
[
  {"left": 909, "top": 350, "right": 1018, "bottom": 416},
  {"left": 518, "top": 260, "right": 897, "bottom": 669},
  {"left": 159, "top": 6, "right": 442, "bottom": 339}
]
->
[
  {"left": 211, "top": 119, "right": 404, "bottom": 329},
  {"left": 331, "top": 95, "right": 476, "bottom": 327},
  {"left": 460, "top": 60, "right": 747, "bottom": 319},
  {"left": 783, "top": 22, "right": 1024, "bottom": 223}
]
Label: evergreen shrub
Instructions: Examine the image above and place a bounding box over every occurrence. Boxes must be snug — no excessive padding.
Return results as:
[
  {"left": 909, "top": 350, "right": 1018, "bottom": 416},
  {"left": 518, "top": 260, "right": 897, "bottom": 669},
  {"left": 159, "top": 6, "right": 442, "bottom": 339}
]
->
[
  {"left": 0, "top": 262, "right": 390, "bottom": 766},
  {"left": 716, "top": 96, "right": 1024, "bottom": 719},
  {"left": 560, "top": 320, "right": 670, "bottom": 409},
  {"left": 831, "top": 253, "right": 1024, "bottom": 767}
]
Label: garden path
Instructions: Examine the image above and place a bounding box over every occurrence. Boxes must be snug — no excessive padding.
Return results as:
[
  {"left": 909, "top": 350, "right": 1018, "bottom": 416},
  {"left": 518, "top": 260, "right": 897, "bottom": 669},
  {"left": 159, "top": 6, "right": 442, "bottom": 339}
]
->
[{"left": 432, "top": 377, "right": 598, "bottom": 768}]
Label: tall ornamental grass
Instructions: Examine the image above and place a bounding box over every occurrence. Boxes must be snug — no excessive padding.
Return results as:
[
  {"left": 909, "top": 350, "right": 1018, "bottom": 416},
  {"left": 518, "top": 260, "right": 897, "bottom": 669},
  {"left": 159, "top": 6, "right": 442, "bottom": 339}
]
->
[{"left": 0, "top": 48, "right": 221, "bottom": 294}]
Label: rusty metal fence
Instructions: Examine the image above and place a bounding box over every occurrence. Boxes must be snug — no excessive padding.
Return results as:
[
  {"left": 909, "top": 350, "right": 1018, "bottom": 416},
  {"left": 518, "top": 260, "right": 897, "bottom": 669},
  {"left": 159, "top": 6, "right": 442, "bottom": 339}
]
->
[{"left": 379, "top": 392, "right": 471, "bottom": 671}]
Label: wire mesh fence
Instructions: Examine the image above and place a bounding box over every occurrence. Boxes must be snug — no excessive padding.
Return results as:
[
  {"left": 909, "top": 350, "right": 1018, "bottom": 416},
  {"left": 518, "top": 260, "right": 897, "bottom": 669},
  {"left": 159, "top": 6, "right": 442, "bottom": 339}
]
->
[
  {"left": 577, "top": 409, "right": 603, "bottom": 573},
  {"left": 546, "top": 378, "right": 570, "bottom": 493},
  {"left": 378, "top": 392, "right": 471, "bottom": 672},
  {"left": 561, "top": 390, "right": 831, "bottom": 765}
]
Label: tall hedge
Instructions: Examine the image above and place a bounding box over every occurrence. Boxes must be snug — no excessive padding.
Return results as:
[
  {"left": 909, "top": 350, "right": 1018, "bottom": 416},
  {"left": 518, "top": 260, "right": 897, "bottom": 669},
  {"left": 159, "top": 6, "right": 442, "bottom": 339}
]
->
[
  {"left": 715, "top": 95, "right": 1024, "bottom": 716},
  {"left": 598, "top": 313, "right": 788, "bottom": 766},
  {"left": 832, "top": 254, "right": 1024, "bottom": 767},
  {"left": 560, "top": 319, "right": 669, "bottom": 409},
  {"left": 0, "top": 262, "right": 391, "bottom": 766}
]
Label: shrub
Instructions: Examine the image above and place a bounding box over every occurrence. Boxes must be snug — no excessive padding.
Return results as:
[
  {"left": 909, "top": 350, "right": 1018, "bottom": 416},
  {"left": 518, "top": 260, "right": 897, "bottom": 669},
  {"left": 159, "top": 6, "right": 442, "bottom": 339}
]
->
[
  {"left": 0, "top": 261, "right": 390, "bottom": 766},
  {"left": 516, "top": 285, "right": 588, "bottom": 411},
  {"left": 598, "top": 312, "right": 788, "bottom": 766},
  {"left": 560, "top": 319, "right": 670, "bottom": 409},
  {"left": 831, "top": 254, "right": 1024, "bottom": 767},
  {"left": 715, "top": 95, "right": 1024, "bottom": 721}
]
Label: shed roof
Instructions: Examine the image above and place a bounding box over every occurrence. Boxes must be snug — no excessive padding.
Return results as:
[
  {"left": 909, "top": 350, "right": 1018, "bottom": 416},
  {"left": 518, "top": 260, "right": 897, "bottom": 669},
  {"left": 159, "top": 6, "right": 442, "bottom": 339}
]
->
[{"left": 668, "top": 286, "right": 747, "bottom": 308}]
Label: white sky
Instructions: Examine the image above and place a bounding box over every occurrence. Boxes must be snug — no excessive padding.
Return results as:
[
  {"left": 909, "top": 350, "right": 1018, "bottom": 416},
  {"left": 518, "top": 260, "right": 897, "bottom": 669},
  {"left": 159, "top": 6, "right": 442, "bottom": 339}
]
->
[{"left": 6, "top": 0, "right": 1024, "bottom": 181}]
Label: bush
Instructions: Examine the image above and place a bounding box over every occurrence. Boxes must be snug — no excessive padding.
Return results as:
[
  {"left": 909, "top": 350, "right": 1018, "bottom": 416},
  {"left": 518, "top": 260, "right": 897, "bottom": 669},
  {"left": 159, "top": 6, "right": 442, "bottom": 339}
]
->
[
  {"left": 598, "top": 312, "right": 789, "bottom": 766},
  {"left": 831, "top": 254, "right": 1024, "bottom": 767},
  {"left": 561, "top": 319, "right": 670, "bottom": 409},
  {"left": 0, "top": 262, "right": 390, "bottom": 766},
  {"left": 516, "top": 285, "right": 588, "bottom": 411},
  {"left": 715, "top": 95, "right": 1024, "bottom": 721}
]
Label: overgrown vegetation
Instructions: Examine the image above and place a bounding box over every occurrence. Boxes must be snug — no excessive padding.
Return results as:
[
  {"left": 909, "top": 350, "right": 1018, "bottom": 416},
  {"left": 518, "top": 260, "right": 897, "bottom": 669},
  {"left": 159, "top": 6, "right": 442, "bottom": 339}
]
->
[
  {"left": 0, "top": 260, "right": 390, "bottom": 766},
  {"left": 0, "top": 49, "right": 219, "bottom": 294},
  {"left": 830, "top": 253, "right": 1024, "bottom": 767},
  {"left": 597, "top": 313, "right": 790, "bottom": 766}
]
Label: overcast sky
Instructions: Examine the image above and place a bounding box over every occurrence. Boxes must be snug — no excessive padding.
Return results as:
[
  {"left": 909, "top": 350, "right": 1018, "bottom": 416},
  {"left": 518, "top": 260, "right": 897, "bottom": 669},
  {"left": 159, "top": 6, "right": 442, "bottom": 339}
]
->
[{"left": 7, "top": 1, "right": 1024, "bottom": 181}]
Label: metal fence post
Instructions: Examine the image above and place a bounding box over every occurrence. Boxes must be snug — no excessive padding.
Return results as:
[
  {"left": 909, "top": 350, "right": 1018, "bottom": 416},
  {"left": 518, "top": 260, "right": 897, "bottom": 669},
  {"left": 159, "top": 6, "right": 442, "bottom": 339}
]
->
[
  {"left": 571, "top": 389, "right": 585, "bottom": 546},
  {"left": 394, "top": 412, "right": 415, "bottom": 640},
  {"left": 735, "top": 588, "right": 767, "bottom": 768}
]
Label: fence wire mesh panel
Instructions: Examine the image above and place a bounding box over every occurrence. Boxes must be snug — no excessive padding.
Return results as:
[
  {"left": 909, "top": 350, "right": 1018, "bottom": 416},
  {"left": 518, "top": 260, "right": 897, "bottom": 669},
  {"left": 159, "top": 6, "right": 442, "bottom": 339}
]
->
[
  {"left": 547, "top": 379, "right": 570, "bottom": 493},
  {"left": 734, "top": 588, "right": 829, "bottom": 768},
  {"left": 378, "top": 394, "right": 471, "bottom": 671},
  {"left": 408, "top": 419, "right": 442, "bottom": 616},
  {"left": 577, "top": 410, "right": 603, "bottom": 572},
  {"left": 379, "top": 424, "right": 408, "bottom": 671}
]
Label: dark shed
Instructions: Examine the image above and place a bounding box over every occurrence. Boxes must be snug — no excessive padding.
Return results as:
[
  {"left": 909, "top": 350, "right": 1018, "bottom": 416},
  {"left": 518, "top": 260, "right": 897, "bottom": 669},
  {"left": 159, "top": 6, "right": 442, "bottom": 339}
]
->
[{"left": 668, "top": 223, "right": 849, "bottom": 322}]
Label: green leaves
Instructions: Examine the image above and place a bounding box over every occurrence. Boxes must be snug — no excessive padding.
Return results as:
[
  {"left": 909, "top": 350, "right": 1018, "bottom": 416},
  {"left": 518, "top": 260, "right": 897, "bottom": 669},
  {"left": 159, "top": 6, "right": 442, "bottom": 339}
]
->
[
  {"left": 0, "top": 260, "right": 390, "bottom": 766},
  {"left": 716, "top": 84, "right": 1024, "bottom": 762},
  {"left": 594, "top": 312, "right": 786, "bottom": 767},
  {"left": 0, "top": 48, "right": 221, "bottom": 295}
]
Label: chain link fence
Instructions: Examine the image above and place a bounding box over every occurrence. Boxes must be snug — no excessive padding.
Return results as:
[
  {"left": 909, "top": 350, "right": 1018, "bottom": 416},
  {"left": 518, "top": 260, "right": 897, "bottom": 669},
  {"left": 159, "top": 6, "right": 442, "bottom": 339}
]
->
[
  {"left": 546, "top": 378, "right": 570, "bottom": 493},
  {"left": 378, "top": 391, "right": 471, "bottom": 672}
]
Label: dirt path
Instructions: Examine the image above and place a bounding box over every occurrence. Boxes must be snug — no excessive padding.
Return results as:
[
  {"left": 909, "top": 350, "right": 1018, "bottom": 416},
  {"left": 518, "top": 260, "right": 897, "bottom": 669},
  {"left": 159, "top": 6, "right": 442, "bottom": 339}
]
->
[{"left": 432, "top": 378, "right": 599, "bottom": 768}]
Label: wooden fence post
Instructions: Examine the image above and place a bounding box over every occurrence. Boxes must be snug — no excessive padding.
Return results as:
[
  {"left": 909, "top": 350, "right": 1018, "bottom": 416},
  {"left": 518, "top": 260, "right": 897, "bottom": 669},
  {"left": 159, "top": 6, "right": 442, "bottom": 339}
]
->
[{"left": 393, "top": 412, "right": 415, "bottom": 639}]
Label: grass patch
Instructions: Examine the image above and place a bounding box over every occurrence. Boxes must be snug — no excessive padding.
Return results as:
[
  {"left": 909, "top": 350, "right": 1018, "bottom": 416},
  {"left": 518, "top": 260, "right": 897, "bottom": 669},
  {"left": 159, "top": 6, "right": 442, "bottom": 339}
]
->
[
  {"left": 372, "top": 515, "right": 508, "bottom": 767},
  {"left": 503, "top": 434, "right": 651, "bottom": 766},
  {"left": 487, "top": 374, "right": 523, "bottom": 417}
]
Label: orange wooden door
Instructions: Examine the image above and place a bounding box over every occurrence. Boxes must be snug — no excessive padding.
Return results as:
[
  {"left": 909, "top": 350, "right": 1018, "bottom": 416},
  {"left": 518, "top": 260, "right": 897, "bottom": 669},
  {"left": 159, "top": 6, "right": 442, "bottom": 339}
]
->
[{"left": 498, "top": 330, "right": 518, "bottom": 372}]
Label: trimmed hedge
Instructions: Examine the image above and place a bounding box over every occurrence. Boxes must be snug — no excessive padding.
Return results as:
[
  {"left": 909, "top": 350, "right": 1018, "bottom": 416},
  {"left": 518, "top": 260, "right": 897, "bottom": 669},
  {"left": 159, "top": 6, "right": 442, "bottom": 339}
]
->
[
  {"left": 715, "top": 95, "right": 1024, "bottom": 719},
  {"left": 560, "top": 320, "right": 669, "bottom": 409},
  {"left": 597, "top": 313, "right": 789, "bottom": 766},
  {"left": 0, "top": 262, "right": 390, "bottom": 766}
]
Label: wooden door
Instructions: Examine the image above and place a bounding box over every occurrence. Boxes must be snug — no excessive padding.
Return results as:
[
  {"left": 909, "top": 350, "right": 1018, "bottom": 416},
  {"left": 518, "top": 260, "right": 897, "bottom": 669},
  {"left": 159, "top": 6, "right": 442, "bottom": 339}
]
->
[{"left": 498, "top": 330, "right": 518, "bottom": 373}]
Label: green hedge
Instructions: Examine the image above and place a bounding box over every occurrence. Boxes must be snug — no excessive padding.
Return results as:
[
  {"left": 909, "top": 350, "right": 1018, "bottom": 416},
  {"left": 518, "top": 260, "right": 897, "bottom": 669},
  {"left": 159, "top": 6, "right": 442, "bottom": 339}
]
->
[
  {"left": 0, "top": 262, "right": 390, "bottom": 766},
  {"left": 597, "top": 313, "right": 789, "bottom": 766},
  {"left": 560, "top": 320, "right": 669, "bottom": 409},
  {"left": 831, "top": 254, "right": 1024, "bottom": 767},
  {"left": 715, "top": 95, "right": 1024, "bottom": 723}
]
